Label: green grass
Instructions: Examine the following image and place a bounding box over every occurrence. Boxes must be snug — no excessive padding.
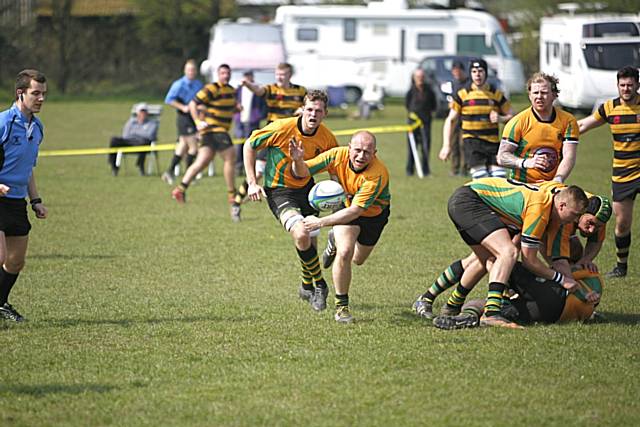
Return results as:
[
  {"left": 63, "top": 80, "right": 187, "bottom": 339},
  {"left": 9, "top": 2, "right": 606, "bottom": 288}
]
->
[{"left": 1, "top": 97, "right": 639, "bottom": 426}]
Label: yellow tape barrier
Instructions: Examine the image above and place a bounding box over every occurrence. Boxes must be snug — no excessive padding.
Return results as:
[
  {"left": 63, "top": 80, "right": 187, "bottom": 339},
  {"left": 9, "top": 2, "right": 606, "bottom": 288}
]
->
[{"left": 39, "top": 120, "right": 422, "bottom": 158}]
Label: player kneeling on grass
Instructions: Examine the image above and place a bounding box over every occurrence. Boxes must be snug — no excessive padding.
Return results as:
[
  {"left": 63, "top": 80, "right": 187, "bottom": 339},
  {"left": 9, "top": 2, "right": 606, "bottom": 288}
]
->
[
  {"left": 290, "top": 131, "right": 391, "bottom": 323},
  {"left": 432, "top": 262, "right": 603, "bottom": 330}
]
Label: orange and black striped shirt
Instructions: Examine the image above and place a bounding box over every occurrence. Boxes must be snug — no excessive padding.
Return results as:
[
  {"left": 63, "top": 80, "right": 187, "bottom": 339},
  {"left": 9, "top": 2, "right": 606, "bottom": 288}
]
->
[
  {"left": 451, "top": 82, "right": 510, "bottom": 144},
  {"left": 593, "top": 96, "right": 640, "bottom": 184},
  {"left": 263, "top": 83, "right": 307, "bottom": 123},
  {"left": 193, "top": 82, "right": 236, "bottom": 134}
]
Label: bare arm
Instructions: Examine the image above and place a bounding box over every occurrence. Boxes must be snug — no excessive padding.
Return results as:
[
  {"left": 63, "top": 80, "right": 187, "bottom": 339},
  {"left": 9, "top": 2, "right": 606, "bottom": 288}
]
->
[
  {"left": 439, "top": 108, "right": 459, "bottom": 161},
  {"left": 243, "top": 140, "right": 266, "bottom": 201},
  {"left": 242, "top": 79, "right": 266, "bottom": 97},
  {"left": 497, "top": 140, "right": 523, "bottom": 169},
  {"left": 302, "top": 205, "right": 365, "bottom": 231},
  {"left": 553, "top": 142, "right": 578, "bottom": 183},
  {"left": 521, "top": 246, "right": 578, "bottom": 291},
  {"left": 577, "top": 240, "right": 603, "bottom": 272},
  {"left": 169, "top": 100, "right": 189, "bottom": 114},
  {"left": 189, "top": 100, "right": 207, "bottom": 130},
  {"left": 578, "top": 115, "right": 604, "bottom": 134},
  {"left": 27, "top": 173, "right": 47, "bottom": 219}
]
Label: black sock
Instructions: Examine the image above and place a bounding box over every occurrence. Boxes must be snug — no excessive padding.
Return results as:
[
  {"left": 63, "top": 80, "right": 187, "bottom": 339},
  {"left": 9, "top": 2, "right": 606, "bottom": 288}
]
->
[
  {"left": 186, "top": 153, "right": 196, "bottom": 168},
  {"left": 615, "top": 233, "right": 631, "bottom": 271},
  {"left": 0, "top": 268, "right": 19, "bottom": 305},
  {"left": 335, "top": 293, "right": 349, "bottom": 307},
  {"left": 167, "top": 154, "right": 182, "bottom": 173}
]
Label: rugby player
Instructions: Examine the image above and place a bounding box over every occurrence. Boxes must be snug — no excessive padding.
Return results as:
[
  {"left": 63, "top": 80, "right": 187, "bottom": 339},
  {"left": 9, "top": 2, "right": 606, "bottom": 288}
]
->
[
  {"left": 241, "top": 63, "right": 306, "bottom": 191},
  {"left": 243, "top": 90, "right": 337, "bottom": 310},
  {"left": 290, "top": 131, "right": 390, "bottom": 323},
  {"left": 578, "top": 66, "right": 640, "bottom": 278},
  {"left": 439, "top": 58, "right": 514, "bottom": 179},
  {"left": 445, "top": 178, "right": 588, "bottom": 328},
  {"left": 171, "top": 64, "right": 242, "bottom": 222},
  {"left": 0, "top": 69, "right": 49, "bottom": 322},
  {"left": 497, "top": 72, "right": 579, "bottom": 184}
]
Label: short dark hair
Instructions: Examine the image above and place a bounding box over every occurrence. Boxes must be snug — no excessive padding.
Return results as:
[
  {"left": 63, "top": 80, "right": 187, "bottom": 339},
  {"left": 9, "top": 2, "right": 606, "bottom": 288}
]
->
[
  {"left": 15, "top": 69, "right": 46, "bottom": 96},
  {"left": 303, "top": 89, "right": 329, "bottom": 110},
  {"left": 617, "top": 66, "right": 639, "bottom": 82},
  {"left": 218, "top": 63, "right": 231, "bottom": 71}
]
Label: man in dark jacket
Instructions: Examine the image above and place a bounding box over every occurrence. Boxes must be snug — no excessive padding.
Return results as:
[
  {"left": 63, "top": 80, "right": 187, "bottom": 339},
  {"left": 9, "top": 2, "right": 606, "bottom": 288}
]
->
[{"left": 405, "top": 68, "right": 436, "bottom": 177}]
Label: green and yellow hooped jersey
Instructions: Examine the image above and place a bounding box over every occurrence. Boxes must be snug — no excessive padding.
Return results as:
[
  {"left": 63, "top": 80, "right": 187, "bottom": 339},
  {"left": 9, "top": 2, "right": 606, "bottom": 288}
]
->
[{"left": 247, "top": 116, "right": 338, "bottom": 189}]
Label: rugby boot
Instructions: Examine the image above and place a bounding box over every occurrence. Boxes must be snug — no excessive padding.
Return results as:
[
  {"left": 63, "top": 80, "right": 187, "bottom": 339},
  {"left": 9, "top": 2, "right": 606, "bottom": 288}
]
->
[
  {"left": 310, "top": 286, "right": 329, "bottom": 311},
  {"left": 433, "top": 313, "right": 479, "bottom": 330},
  {"left": 334, "top": 305, "right": 354, "bottom": 324},
  {"left": 412, "top": 298, "right": 434, "bottom": 319},
  {"left": 0, "top": 303, "right": 26, "bottom": 322}
]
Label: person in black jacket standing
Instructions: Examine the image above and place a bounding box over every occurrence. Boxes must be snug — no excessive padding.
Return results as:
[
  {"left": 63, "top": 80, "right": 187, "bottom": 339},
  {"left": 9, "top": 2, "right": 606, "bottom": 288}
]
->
[{"left": 405, "top": 68, "right": 436, "bottom": 177}]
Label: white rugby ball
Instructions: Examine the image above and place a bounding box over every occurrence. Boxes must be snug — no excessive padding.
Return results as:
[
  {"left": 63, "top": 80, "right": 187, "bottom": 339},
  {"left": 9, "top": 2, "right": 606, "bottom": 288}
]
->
[{"left": 308, "top": 180, "right": 346, "bottom": 212}]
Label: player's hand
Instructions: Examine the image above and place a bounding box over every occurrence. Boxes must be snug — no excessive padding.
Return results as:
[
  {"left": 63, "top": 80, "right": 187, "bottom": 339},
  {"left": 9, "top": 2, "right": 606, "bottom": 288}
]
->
[
  {"left": 489, "top": 110, "right": 499, "bottom": 124},
  {"left": 33, "top": 203, "right": 48, "bottom": 219},
  {"left": 577, "top": 260, "right": 598, "bottom": 273},
  {"left": 584, "top": 291, "right": 601, "bottom": 304},
  {"left": 247, "top": 182, "right": 266, "bottom": 202},
  {"left": 0, "top": 184, "right": 9, "bottom": 196},
  {"left": 289, "top": 138, "right": 304, "bottom": 161},
  {"left": 181, "top": 105, "right": 190, "bottom": 114},
  {"left": 196, "top": 120, "right": 208, "bottom": 131},
  {"left": 438, "top": 145, "right": 450, "bottom": 161},
  {"left": 523, "top": 154, "right": 547, "bottom": 171},
  {"left": 561, "top": 276, "right": 579, "bottom": 292},
  {"left": 302, "top": 215, "right": 322, "bottom": 232}
]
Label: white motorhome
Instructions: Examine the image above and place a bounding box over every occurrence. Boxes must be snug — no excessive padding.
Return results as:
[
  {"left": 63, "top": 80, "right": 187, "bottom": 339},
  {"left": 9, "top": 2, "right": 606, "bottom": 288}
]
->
[
  {"left": 274, "top": 0, "right": 525, "bottom": 100},
  {"left": 200, "top": 19, "right": 286, "bottom": 87},
  {"left": 540, "top": 13, "right": 640, "bottom": 111}
]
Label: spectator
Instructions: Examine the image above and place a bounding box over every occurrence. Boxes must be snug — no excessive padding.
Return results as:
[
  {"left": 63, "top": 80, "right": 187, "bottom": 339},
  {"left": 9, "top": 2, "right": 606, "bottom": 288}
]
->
[
  {"left": 449, "top": 60, "right": 468, "bottom": 176},
  {"left": 234, "top": 71, "right": 266, "bottom": 174},
  {"left": 405, "top": 68, "right": 436, "bottom": 176},
  {"left": 108, "top": 103, "right": 159, "bottom": 176}
]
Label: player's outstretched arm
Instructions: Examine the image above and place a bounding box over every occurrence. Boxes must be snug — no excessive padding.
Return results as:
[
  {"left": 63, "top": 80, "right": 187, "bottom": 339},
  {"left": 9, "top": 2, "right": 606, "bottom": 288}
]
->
[
  {"left": 578, "top": 115, "right": 603, "bottom": 134},
  {"left": 553, "top": 142, "right": 577, "bottom": 183},
  {"left": 439, "top": 109, "right": 458, "bottom": 161},
  {"left": 302, "top": 205, "right": 364, "bottom": 231},
  {"left": 243, "top": 141, "right": 266, "bottom": 201}
]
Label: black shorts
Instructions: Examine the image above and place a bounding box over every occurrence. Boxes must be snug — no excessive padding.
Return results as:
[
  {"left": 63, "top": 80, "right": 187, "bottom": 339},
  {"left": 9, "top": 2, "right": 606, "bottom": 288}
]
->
[
  {"left": 265, "top": 179, "right": 318, "bottom": 221},
  {"left": 447, "top": 186, "right": 506, "bottom": 245},
  {"left": 507, "top": 262, "right": 566, "bottom": 324},
  {"left": 349, "top": 207, "right": 390, "bottom": 246},
  {"left": 200, "top": 132, "right": 233, "bottom": 152},
  {"left": 177, "top": 113, "right": 197, "bottom": 137},
  {"left": 611, "top": 177, "right": 640, "bottom": 202},
  {"left": 463, "top": 138, "right": 498, "bottom": 169},
  {"left": 0, "top": 197, "right": 31, "bottom": 236}
]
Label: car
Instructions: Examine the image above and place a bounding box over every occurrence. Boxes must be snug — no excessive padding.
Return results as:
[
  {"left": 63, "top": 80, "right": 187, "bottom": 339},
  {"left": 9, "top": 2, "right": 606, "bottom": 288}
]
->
[{"left": 418, "top": 55, "right": 508, "bottom": 118}]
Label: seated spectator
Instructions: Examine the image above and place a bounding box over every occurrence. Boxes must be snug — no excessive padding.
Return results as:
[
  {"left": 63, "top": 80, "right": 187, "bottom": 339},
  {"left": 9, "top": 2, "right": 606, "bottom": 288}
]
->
[
  {"left": 108, "top": 103, "right": 159, "bottom": 176},
  {"left": 358, "top": 79, "right": 384, "bottom": 120}
]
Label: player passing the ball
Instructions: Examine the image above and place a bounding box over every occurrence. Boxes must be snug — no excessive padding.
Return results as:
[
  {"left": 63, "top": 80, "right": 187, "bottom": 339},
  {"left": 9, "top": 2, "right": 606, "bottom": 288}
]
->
[
  {"left": 497, "top": 72, "right": 579, "bottom": 184},
  {"left": 243, "top": 90, "right": 338, "bottom": 310},
  {"left": 290, "top": 130, "right": 391, "bottom": 323}
]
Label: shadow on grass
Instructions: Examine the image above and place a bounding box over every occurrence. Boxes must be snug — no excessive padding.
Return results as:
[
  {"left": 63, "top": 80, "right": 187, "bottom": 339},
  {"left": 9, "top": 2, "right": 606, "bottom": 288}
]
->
[
  {"left": 596, "top": 312, "right": 640, "bottom": 325},
  {"left": 0, "top": 383, "right": 119, "bottom": 397},
  {"left": 29, "top": 254, "right": 120, "bottom": 260},
  {"left": 39, "top": 315, "right": 254, "bottom": 328}
]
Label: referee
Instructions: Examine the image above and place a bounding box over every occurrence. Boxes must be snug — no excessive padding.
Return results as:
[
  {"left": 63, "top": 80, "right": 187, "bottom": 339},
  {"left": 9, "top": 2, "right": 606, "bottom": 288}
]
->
[{"left": 0, "top": 69, "right": 49, "bottom": 322}]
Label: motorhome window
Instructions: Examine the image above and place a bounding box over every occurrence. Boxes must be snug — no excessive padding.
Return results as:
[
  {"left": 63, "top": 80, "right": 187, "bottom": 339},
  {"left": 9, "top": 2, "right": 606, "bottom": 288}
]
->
[
  {"left": 545, "top": 42, "right": 551, "bottom": 64},
  {"left": 297, "top": 28, "right": 318, "bottom": 42},
  {"left": 493, "top": 33, "right": 514, "bottom": 59},
  {"left": 552, "top": 43, "right": 559, "bottom": 58},
  {"left": 417, "top": 34, "right": 444, "bottom": 50},
  {"left": 561, "top": 43, "right": 571, "bottom": 66},
  {"left": 582, "top": 22, "right": 639, "bottom": 38},
  {"left": 583, "top": 42, "right": 640, "bottom": 70},
  {"left": 220, "top": 25, "right": 281, "bottom": 43},
  {"left": 344, "top": 19, "right": 356, "bottom": 42},
  {"left": 456, "top": 34, "right": 496, "bottom": 56}
]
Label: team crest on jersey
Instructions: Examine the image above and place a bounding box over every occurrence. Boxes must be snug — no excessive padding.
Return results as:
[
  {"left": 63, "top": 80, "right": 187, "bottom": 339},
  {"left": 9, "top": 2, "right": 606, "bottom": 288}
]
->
[{"left": 613, "top": 116, "right": 621, "bottom": 124}]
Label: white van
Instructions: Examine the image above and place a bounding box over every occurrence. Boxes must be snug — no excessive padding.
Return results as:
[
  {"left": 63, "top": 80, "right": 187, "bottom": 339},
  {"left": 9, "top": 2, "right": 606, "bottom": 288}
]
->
[
  {"left": 200, "top": 19, "right": 286, "bottom": 87},
  {"left": 274, "top": 0, "right": 525, "bottom": 100},
  {"left": 540, "top": 14, "right": 640, "bottom": 111}
]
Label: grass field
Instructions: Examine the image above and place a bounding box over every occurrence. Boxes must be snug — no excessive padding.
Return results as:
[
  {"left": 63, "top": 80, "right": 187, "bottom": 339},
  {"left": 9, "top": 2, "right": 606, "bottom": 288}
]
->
[{"left": 1, "top": 97, "right": 639, "bottom": 426}]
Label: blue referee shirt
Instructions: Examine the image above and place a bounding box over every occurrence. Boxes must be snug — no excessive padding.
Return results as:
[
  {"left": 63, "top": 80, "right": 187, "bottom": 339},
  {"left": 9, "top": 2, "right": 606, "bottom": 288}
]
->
[
  {"left": 164, "top": 76, "right": 204, "bottom": 108},
  {"left": 0, "top": 103, "right": 44, "bottom": 199}
]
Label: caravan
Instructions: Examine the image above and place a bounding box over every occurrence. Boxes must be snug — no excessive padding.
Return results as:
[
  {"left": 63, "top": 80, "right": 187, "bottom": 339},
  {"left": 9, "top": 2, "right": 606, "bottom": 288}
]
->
[
  {"left": 274, "top": 0, "right": 525, "bottom": 100},
  {"left": 540, "top": 13, "right": 640, "bottom": 111},
  {"left": 200, "top": 19, "right": 286, "bottom": 87}
]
